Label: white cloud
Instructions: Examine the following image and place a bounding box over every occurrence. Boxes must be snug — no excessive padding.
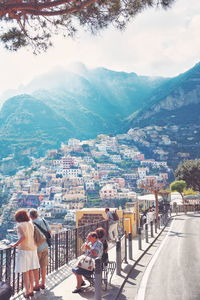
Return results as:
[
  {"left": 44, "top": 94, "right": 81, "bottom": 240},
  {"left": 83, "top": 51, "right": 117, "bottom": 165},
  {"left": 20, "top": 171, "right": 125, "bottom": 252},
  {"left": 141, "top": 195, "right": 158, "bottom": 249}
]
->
[{"left": 0, "top": 0, "right": 200, "bottom": 94}]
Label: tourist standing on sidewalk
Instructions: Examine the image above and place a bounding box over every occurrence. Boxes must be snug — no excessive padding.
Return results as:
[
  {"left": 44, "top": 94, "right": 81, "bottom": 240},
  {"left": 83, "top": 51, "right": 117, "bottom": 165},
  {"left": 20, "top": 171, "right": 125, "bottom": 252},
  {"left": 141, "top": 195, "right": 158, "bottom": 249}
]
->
[
  {"left": 29, "top": 209, "right": 51, "bottom": 291},
  {"left": 105, "top": 208, "right": 118, "bottom": 242},
  {"left": 11, "top": 209, "right": 40, "bottom": 299},
  {"left": 72, "top": 231, "right": 103, "bottom": 293},
  {"left": 146, "top": 208, "right": 154, "bottom": 224}
]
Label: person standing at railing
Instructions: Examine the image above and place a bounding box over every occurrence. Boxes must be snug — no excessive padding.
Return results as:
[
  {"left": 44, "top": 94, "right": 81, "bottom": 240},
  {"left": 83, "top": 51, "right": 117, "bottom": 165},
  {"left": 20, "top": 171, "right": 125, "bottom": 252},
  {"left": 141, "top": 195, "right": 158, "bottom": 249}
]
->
[
  {"left": 10, "top": 209, "right": 40, "bottom": 299},
  {"left": 72, "top": 232, "right": 103, "bottom": 293},
  {"left": 29, "top": 209, "right": 51, "bottom": 291},
  {"left": 105, "top": 208, "right": 119, "bottom": 242}
]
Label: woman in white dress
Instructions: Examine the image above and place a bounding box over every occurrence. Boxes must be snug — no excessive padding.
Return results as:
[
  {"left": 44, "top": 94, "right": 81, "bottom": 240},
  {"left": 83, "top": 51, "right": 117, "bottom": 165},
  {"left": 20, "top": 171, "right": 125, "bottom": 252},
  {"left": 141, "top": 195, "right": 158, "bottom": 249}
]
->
[{"left": 11, "top": 209, "right": 40, "bottom": 299}]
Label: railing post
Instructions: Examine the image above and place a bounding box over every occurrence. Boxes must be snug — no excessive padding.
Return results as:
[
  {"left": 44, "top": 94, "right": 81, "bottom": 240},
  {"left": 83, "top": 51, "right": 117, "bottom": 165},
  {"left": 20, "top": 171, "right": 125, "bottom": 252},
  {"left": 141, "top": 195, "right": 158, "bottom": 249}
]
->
[
  {"left": 94, "top": 258, "right": 102, "bottom": 300},
  {"left": 155, "top": 219, "right": 157, "bottom": 234},
  {"left": 164, "top": 213, "right": 167, "bottom": 225},
  {"left": 5, "top": 247, "right": 12, "bottom": 285},
  {"left": 55, "top": 233, "right": 59, "bottom": 270},
  {"left": 125, "top": 233, "right": 128, "bottom": 263},
  {"left": 145, "top": 224, "right": 148, "bottom": 243},
  {"left": 66, "top": 230, "right": 69, "bottom": 264},
  {"left": 116, "top": 240, "right": 121, "bottom": 275},
  {"left": 75, "top": 228, "right": 78, "bottom": 258},
  {"left": 128, "top": 232, "right": 133, "bottom": 260},
  {"left": 106, "top": 220, "right": 109, "bottom": 240},
  {"left": 138, "top": 227, "right": 142, "bottom": 250},
  {"left": 150, "top": 221, "right": 154, "bottom": 238},
  {"left": 157, "top": 216, "right": 160, "bottom": 229},
  {"left": 160, "top": 215, "right": 163, "bottom": 226}
]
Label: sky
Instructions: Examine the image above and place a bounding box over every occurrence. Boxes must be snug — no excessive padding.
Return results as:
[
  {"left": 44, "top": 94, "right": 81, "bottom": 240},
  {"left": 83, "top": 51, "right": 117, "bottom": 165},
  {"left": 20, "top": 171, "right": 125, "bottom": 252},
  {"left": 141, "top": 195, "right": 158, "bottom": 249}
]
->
[{"left": 0, "top": 0, "right": 200, "bottom": 95}]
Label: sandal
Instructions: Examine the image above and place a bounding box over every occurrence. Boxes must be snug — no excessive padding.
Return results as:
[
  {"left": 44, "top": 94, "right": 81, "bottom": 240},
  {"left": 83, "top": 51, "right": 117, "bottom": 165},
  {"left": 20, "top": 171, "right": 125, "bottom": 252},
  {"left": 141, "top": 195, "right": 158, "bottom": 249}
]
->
[
  {"left": 28, "top": 292, "right": 34, "bottom": 297},
  {"left": 38, "top": 284, "right": 45, "bottom": 289},
  {"left": 23, "top": 294, "right": 30, "bottom": 299}
]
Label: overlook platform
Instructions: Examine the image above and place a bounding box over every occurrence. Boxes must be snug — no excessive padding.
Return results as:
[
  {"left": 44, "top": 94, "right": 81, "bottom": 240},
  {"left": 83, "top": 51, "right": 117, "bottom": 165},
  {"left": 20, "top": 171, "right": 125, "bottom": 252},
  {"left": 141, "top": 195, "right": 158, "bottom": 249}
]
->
[{"left": 11, "top": 219, "right": 169, "bottom": 300}]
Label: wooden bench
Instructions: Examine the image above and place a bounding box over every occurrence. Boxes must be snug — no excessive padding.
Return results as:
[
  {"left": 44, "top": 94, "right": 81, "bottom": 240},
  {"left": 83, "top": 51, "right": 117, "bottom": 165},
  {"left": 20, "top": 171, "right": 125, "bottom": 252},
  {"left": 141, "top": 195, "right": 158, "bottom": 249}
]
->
[{"left": 84, "top": 261, "right": 116, "bottom": 291}]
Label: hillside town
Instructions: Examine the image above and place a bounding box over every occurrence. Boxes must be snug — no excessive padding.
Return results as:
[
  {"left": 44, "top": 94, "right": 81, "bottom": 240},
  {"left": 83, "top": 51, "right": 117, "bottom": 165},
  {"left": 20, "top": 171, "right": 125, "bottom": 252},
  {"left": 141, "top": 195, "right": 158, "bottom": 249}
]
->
[
  {"left": 0, "top": 130, "right": 172, "bottom": 243},
  {"left": 128, "top": 125, "right": 200, "bottom": 169}
]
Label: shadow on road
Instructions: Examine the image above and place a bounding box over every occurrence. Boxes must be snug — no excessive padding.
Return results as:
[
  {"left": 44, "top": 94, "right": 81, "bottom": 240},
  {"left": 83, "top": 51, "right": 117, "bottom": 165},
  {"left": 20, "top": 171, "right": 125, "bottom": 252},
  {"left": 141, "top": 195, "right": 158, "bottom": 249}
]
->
[
  {"left": 168, "top": 230, "right": 186, "bottom": 237},
  {"left": 186, "top": 214, "right": 200, "bottom": 218}
]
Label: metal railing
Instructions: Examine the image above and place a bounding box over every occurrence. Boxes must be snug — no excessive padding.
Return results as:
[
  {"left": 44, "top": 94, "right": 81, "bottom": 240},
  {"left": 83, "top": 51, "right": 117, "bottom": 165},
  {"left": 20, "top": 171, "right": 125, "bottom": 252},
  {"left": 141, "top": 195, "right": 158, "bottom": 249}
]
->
[{"left": 0, "top": 218, "right": 124, "bottom": 297}]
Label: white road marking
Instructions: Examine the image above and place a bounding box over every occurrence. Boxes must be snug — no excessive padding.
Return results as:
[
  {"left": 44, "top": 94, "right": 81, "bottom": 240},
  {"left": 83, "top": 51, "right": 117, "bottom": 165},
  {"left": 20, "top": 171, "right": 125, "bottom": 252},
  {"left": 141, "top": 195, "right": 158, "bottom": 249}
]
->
[{"left": 135, "top": 218, "right": 176, "bottom": 300}]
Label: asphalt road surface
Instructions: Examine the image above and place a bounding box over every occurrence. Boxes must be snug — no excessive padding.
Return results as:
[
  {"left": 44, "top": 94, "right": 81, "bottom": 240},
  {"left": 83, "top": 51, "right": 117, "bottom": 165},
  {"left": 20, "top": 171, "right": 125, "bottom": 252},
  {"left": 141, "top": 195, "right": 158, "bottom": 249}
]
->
[{"left": 143, "top": 214, "right": 200, "bottom": 300}]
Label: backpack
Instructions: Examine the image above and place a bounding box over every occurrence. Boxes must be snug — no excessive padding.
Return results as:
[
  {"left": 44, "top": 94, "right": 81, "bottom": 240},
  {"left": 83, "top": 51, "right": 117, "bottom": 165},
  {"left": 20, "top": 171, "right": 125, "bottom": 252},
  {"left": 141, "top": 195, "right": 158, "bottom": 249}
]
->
[
  {"left": 34, "top": 220, "right": 52, "bottom": 247},
  {"left": 112, "top": 211, "right": 119, "bottom": 221},
  {"left": 34, "top": 225, "right": 46, "bottom": 247}
]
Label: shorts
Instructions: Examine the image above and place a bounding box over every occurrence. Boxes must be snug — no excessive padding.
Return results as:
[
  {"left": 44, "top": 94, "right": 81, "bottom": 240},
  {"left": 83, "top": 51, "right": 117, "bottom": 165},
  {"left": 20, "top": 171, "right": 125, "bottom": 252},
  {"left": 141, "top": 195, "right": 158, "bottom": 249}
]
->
[
  {"left": 38, "top": 248, "right": 48, "bottom": 268},
  {"left": 72, "top": 267, "right": 93, "bottom": 277}
]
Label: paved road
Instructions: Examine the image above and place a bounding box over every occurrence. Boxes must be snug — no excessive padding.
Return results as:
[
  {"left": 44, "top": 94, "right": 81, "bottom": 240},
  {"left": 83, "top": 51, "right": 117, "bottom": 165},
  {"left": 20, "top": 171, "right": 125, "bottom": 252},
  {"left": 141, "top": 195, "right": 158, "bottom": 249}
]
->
[{"left": 143, "top": 214, "right": 200, "bottom": 300}]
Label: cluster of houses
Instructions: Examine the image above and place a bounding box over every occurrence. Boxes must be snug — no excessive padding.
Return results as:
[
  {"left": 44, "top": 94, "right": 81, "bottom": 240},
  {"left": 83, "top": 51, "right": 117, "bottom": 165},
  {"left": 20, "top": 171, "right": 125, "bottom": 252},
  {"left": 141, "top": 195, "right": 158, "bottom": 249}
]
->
[{"left": 0, "top": 132, "right": 172, "bottom": 239}]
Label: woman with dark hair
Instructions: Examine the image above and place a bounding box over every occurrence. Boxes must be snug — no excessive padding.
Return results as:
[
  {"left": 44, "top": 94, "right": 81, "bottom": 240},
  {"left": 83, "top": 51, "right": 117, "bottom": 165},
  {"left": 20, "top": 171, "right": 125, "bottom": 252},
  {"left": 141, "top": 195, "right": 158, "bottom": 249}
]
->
[
  {"left": 11, "top": 209, "right": 40, "bottom": 299},
  {"left": 72, "top": 231, "right": 103, "bottom": 293},
  {"left": 95, "top": 227, "right": 109, "bottom": 265}
]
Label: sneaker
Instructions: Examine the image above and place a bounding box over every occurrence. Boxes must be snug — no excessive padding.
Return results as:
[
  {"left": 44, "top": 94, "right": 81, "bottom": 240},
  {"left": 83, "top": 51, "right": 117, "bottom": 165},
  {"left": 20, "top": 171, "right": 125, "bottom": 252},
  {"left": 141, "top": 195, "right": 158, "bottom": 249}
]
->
[
  {"left": 81, "top": 281, "right": 86, "bottom": 286},
  {"left": 72, "top": 288, "right": 82, "bottom": 293}
]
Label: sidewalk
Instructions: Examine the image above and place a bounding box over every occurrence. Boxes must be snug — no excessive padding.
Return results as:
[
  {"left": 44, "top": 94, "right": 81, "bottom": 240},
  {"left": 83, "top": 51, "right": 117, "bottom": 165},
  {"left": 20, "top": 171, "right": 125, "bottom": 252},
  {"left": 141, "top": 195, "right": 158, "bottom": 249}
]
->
[{"left": 12, "top": 221, "right": 168, "bottom": 300}]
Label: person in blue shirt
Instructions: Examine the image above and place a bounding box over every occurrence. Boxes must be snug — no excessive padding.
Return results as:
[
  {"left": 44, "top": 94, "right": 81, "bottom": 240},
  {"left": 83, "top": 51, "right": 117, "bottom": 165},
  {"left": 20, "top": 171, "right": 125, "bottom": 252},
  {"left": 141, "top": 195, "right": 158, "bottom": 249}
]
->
[
  {"left": 29, "top": 209, "right": 51, "bottom": 290},
  {"left": 72, "top": 232, "right": 103, "bottom": 293}
]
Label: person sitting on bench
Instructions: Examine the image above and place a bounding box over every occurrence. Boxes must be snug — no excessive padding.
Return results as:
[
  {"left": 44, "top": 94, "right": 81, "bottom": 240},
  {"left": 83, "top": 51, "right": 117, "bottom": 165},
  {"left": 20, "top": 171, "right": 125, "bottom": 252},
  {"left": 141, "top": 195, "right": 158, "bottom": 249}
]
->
[{"left": 72, "top": 232, "right": 103, "bottom": 294}]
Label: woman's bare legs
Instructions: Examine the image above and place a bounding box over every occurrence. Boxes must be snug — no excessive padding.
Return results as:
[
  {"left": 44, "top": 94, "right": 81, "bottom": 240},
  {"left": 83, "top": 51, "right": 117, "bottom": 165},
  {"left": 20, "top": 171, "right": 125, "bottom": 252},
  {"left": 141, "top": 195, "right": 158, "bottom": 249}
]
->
[
  {"left": 33, "top": 269, "right": 40, "bottom": 288},
  {"left": 28, "top": 270, "right": 34, "bottom": 293},
  {"left": 23, "top": 271, "right": 30, "bottom": 295}
]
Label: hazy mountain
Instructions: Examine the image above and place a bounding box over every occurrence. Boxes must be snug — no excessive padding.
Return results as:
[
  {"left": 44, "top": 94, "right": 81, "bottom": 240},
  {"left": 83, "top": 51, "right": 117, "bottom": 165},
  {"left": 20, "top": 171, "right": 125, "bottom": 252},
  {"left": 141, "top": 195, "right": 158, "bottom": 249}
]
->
[
  {"left": 0, "top": 64, "right": 165, "bottom": 174},
  {"left": 127, "top": 62, "right": 200, "bottom": 127},
  {"left": 126, "top": 62, "right": 200, "bottom": 168},
  {"left": 2, "top": 62, "right": 200, "bottom": 174},
  {"left": 0, "top": 94, "right": 75, "bottom": 174}
]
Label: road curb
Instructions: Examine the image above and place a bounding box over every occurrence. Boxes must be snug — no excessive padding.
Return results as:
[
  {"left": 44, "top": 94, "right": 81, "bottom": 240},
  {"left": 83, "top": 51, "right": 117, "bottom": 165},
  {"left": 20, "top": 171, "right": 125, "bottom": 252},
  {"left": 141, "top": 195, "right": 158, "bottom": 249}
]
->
[{"left": 115, "top": 218, "right": 172, "bottom": 299}]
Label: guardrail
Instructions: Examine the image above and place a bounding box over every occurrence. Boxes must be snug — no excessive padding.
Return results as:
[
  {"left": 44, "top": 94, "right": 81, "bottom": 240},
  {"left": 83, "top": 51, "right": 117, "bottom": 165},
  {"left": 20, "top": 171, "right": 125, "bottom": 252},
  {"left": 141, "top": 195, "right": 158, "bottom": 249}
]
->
[{"left": 0, "top": 218, "right": 124, "bottom": 297}]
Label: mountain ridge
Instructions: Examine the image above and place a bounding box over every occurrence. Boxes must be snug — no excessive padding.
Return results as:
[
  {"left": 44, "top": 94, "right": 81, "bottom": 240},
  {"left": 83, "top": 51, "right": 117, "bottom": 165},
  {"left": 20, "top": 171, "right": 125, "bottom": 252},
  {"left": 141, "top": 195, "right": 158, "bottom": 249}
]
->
[{"left": 0, "top": 62, "right": 200, "bottom": 174}]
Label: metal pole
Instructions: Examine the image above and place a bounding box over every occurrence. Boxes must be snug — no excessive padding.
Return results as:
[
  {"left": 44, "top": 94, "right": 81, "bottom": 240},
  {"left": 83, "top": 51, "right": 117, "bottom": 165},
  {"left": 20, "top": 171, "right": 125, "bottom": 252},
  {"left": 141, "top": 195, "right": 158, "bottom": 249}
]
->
[
  {"left": 94, "top": 258, "right": 102, "bottom": 300},
  {"left": 145, "top": 224, "right": 148, "bottom": 243},
  {"left": 157, "top": 216, "right": 160, "bottom": 229},
  {"left": 125, "top": 233, "right": 128, "bottom": 263},
  {"left": 138, "top": 227, "right": 142, "bottom": 250},
  {"left": 75, "top": 228, "right": 78, "bottom": 258},
  {"left": 160, "top": 214, "right": 163, "bottom": 226},
  {"left": 128, "top": 232, "right": 133, "bottom": 260},
  {"left": 55, "top": 234, "right": 59, "bottom": 270},
  {"left": 150, "top": 221, "right": 154, "bottom": 238},
  {"left": 155, "top": 219, "right": 157, "bottom": 234},
  {"left": 137, "top": 194, "right": 140, "bottom": 230},
  {"left": 116, "top": 240, "right": 121, "bottom": 275}
]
